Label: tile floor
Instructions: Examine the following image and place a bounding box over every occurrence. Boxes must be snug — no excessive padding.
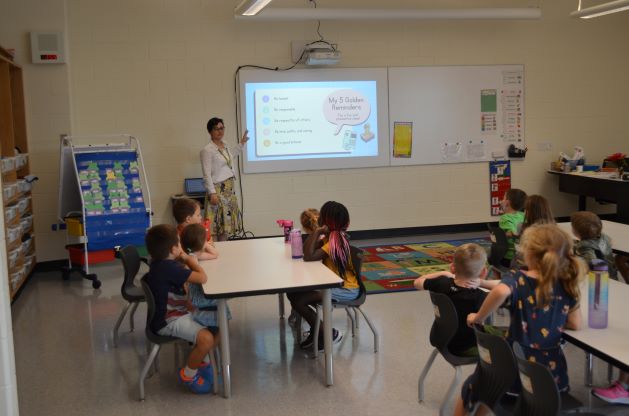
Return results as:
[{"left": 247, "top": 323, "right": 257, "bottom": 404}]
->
[{"left": 9, "top": 234, "right": 628, "bottom": 415}]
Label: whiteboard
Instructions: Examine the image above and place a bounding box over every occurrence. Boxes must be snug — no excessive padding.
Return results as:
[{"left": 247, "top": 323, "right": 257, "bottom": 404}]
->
[{"left": 388, "top": 65, "right": 524, "bottom": 166}]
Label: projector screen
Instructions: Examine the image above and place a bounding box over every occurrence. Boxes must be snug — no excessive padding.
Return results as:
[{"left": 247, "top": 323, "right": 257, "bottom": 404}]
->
[{"left": 238, "top": 68, "right": 390, "bottom": 173}]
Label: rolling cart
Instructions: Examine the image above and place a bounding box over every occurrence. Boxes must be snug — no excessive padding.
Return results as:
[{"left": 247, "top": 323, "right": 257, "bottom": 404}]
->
[{"left": 57, "top": 135, "right": 152, "bottom": 288}]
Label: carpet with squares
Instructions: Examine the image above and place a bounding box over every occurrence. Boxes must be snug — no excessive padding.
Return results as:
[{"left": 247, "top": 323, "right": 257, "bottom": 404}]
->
[{"left": 358, "top": 238, "right": 491, "bottom": 294}]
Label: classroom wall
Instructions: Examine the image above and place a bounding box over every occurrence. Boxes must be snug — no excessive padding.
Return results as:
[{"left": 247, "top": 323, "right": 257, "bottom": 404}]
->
[{"left": 2, "top": 0, "right": 629, "bottom": 261}]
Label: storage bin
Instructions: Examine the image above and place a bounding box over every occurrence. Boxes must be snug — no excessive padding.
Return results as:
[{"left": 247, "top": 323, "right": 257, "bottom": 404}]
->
[
  {"left": 8, "top": 248, "right": 21, "bottom": 269},
  {"left": 3, "top": 183, "right": 17, "bottom": 201},
  {"left": 14, "top": 153, "right": 28, "bottom": 169},
  {"left": 5, "top": 204, "right": 18, "bottom": 223},
  {"left": 16, "top": 179, "right": 32, "bottom": 194},
  {"left": 7, "top": 225, "right": 21, "bottom": 245},
  {"left": 17, "top": 197, "right": 31, "bottom": 215},
  {"left": 21, "top": 238, "right": 34, "bottom": 255},
  {"left": 65, "top": 217, "right": 84, "bottom": 236},
  {"left": 1, "top": 157, "right": 15, "bottom": 173},
  {"left": 20, "top": 215, "right": 33, "bottom": 233},
  {"left": 67, "top": 245, "right": 115, "bottom": 265},
  {"left": 10, "top": 271, "right": 23, "bottom": 292},
  {"left": 23, "top": 254, "right": 35, "bottom": 272}
]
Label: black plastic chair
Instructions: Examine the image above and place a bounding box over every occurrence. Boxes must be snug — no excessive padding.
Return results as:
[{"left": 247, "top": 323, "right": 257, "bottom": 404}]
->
[
  {"left": 468, "top": 327, "right": 519, "bottom": 415},
  {"left": 418, "top": 292, "right": 478, "bottom": 416},
  {"left": 487, "top": 223, "right": 511, "bottom": 276},
  {"left": 514, "top": 356, "right": 603, "bottom": 416},
  {"left": 312, "top": 246, "right": 379, "bottom": 354},
  {"left": 113, "top": 245, "right": 147, "bottom": 348},
  {"left": 138, "top": 275, "right": 219, "bottom": 400}
]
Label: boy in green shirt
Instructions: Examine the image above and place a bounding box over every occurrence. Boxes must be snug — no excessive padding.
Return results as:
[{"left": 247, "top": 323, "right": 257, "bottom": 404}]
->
[{"left": 498, "top": 188, "right": 527, "bottom": 267}]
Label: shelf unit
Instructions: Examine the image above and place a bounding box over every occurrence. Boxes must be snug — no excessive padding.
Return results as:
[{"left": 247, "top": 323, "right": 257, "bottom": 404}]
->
[{"left": 1, "top": 45, "right": 36, "bottom": 301}]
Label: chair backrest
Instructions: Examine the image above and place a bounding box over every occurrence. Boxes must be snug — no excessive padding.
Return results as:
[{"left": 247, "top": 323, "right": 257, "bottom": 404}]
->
[
  {"left": 428, "top": 292, "right": 459, "bottom": 351},
  {"left": 514, "top": 356, "right": 561, "bottom": 416},
  {"left": 140, "top": 273, "right": 176, "bottom": 344},
  {"left": 473, "top": 327, "right": 518, "bottom": 410},
  {"left": 487, "top": 223, "right": 509, "bottom": 267},
  {"left": 119, "top": 245, "right": 142, "bottom": 295}
]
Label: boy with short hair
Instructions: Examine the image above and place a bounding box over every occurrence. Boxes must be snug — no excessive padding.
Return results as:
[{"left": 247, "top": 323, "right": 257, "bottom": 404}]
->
[
  {"left": 172, "top": 198, "right": 218, "bottom": 261},
  {"left": 413, "top": 243, "right": 488, "bottom": 356},
  {"left": 499, "top": 188, "right": 527, "bottom": 267},
  {"left": 145, "top": 224, "right": 218, "bottom": 394},
  {"left": 570, "top": 211, "right": 618, "bottom": 280}
]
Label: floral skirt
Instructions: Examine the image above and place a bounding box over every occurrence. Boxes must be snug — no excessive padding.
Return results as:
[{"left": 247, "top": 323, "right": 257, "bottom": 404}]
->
[{"left": 204, "top": 177, "right": 241, "bottom": 237}]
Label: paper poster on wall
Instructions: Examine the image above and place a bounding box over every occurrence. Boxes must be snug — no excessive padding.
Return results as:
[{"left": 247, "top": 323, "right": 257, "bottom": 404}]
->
[
  {"left": 466, "top": 141, "right": 487, "bottom": 160},
  {"left": 440, "top": 142, "right": 462, "bottom": 162},
  {"left": 500, "top": 87, "right": 523, "bottom": 143},
  {"left": 393, "top": 121, "right": 413, "bottom": 158},
  {"left": 489, "top": 160, "right": 512, "bottom": 216},
  {"left": 481, "top": 89, "right": 497, "bottom": 134}
]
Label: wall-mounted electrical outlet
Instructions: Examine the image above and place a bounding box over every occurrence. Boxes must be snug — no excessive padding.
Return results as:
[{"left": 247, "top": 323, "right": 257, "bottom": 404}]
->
[{"left": 536, "top": 142, "right": 552, "bottom": 151}]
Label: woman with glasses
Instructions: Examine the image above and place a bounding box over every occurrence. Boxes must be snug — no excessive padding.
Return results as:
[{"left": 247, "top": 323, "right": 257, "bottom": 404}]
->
[{"left": 200, "top": 117, "right": 249, "bottom": 241}]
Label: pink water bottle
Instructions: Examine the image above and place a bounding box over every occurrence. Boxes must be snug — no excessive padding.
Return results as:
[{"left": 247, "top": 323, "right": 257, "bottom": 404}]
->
[
  {"left": 276, "top": 219, "right": 293, "bottom": 243},
  {"left": 290, "top": 229, "right": 303, "bottom": 259}
]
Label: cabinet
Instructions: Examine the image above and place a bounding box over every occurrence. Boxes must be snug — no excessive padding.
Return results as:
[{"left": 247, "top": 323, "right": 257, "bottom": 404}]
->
[{"left": 1, "top": 46, "right": 36, "bottom": 300}]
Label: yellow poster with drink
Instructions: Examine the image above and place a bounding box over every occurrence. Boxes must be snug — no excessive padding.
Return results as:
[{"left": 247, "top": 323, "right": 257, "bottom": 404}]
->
[{"left": 393, "top": 121, "right": 413, "bottom": 158}]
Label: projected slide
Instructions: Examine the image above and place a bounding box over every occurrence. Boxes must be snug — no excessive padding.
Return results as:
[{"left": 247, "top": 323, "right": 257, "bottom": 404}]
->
[{"left": 245, "top": 81, "right": 378, "bottom": 161}]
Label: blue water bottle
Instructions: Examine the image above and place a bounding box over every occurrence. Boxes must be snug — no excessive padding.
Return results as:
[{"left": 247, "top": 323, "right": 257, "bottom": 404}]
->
[{"left": 588, "top": 259, "right": 609, "bottom": 329}]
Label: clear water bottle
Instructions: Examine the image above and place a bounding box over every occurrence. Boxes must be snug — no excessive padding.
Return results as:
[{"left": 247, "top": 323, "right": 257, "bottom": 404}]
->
[
  {"left": 290, "top": 229, "right": 303, "bottom": 259},
  {"left": 588, "top": 259, "right": 609, "bottom": 329}
]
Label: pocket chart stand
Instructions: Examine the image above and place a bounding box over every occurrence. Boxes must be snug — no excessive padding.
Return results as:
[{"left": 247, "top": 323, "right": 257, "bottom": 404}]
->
[{"left": 57, "top": 135, "right": 152, "bottom": 288}]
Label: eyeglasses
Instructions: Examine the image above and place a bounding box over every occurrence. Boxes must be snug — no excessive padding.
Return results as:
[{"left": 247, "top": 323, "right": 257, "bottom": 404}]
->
[{"left": 213, "top": 126, "right": 225, "bottom": 131}]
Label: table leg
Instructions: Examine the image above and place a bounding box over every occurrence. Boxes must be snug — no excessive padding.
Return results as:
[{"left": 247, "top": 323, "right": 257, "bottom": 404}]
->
[
  {"left": 278, "top": 293, "right": 285, "bottom": 319},
  {"left": 578, "top": 195, "right": 586, "bottom": 211},
  {"left": 322, "top": 288, "right": 333, "bottom": 386},
  {"left": 218, "top": 299, "right": 231, "bottom": 398},
  {"left": 585, "top": 352, "right": 593, "bottom": 387}
]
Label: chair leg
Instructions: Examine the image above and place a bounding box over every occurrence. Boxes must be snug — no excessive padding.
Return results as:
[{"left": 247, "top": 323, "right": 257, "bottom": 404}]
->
[
  {"left": 356, "top": 307, "right": 379, "bottom": 353},
  {"left": 129, "top": 301, "right": 139, "bottom": 332},
  {"left": 278, "top": 293, "right": 285, "bottom": 319},
  {"left": 295, "top": 315, "right": 303, "bottom": 343},
  {"left": 345, "top": 308, "right": 355, "bottom": 337},
  {"left": 353, "top": 307, "right": 359, "bottom": 329},
  {"left": 139, "top": 343, "right": 161, "bottom": 401},
  {"left": 209, "top": 349, "right": 219, "bottom": 395},
  {"left": 113, "top": 302, "right": 131, "bottom": 348},
  {"left": 440, "top": 365, "right": 462, "bottom": 416},
  {"left": 313, "top": 305, "right": 322, "bottom": 357},
  {"left": 418, "top": 348, "right": 439, "bottom": 402},
  {"left": 608, "top": 363, "right": 614, "bottom": 384}
]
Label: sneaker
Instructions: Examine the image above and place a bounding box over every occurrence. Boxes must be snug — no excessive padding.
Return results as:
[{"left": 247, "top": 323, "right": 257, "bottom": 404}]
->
[
  {"left": 178, "top": 368, "right": 212, "bottom": 394},
  {"left": 300, "top": 333, "right": 315, "bottom": 349},
  {"left": 287, "top": 310, "right": 300, "bottom": 327},
  {"left": 332, "top": 328, "right": 343, "bottom": 344},
  {"left": 197, "top": 362, "right": 214, "bottom": 387},
  {"left": 592, "top": 382, "right": 629, "bottom": 404}
]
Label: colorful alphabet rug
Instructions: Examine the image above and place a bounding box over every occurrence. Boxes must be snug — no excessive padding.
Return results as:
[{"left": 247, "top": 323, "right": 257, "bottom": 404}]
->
[{"left": 359, "top": 238, "right": 491, "bottom": 294}]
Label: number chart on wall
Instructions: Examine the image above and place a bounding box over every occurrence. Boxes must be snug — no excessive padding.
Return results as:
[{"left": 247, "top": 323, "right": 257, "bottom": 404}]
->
[{"left": 388, "top": 65, "right": 524, "bottom": 166}]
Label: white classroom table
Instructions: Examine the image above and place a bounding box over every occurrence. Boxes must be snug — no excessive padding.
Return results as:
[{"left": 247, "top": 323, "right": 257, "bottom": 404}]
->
[
  {"left": 557, "top": 220, "right": 629, "bottom": 255},
  {"left": 200, "top": 237, "right": 343, "bottom": 398},
  {"left": 557, "top": 221, "right": 629, "bottom": 384}
]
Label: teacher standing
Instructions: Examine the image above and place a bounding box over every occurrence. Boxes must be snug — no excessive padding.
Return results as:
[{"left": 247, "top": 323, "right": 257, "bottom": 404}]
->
[{"left": 200, "top": 117, "right": 249, "bottom": 241}]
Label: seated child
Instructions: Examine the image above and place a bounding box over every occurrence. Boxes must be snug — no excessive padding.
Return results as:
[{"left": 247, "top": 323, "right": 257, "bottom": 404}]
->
[
  {"left": 570, "top": 211, "right": 618, "bottom": 280},
  {"left": 498, "top": 188, "right": 527, "bottom": 267},
  {"left": 180, "top": 223, "right": 231, "bottom": 327},
  {"left": 288, "top": 208, "right": 320, "bottom": 327},
  {"left": 456, "top": 224, "right": 584, "bottom": 415},
  {"left": 145, "top": 224, "right": 218, "bottom": 394},
  {"left": 513, "top": 194, "right": 555, "bottom": 268},
  {"left": 413, "top": 243, "right": 488, "bottom": 356},
  {"left": 288, "top": 201, "right": 359, "bottom": 350},
  {"left": 173, "top": 198, "right": 218, "bottom": 261}
]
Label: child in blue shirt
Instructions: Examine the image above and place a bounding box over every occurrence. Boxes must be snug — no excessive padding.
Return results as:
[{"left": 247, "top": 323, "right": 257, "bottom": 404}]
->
[
  {"left": 455, "top": 224, "right": 584, "bottom": 415},
  {"left": 145, "top": 224, "right": 218, "bottom": 394}
]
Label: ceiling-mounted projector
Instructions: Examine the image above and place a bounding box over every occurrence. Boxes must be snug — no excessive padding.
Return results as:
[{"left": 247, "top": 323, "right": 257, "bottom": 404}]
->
[{"left": 304, "top": 47, "right": 341, "bottom": 66}]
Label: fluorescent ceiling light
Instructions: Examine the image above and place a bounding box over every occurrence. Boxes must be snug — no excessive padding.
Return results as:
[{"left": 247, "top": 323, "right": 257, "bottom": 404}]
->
[
  {"left": 571, "top": 0, "right": 629, "bottom": 18},
  {"left": 235, "top": 8, "right": 541, "bottom": 20},
  {"left": 235, "top": 0, "right": 274, "bottom": 16}
]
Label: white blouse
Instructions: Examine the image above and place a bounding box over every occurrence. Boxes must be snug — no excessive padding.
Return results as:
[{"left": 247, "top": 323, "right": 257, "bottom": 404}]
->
[{"left": 200, "top": 141, "right": 243, "bottom": 194}]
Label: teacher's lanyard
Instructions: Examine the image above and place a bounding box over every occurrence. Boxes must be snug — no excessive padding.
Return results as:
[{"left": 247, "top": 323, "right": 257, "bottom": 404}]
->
[{"left": 217, "top": 147, "right": 232, "bottom": 170}]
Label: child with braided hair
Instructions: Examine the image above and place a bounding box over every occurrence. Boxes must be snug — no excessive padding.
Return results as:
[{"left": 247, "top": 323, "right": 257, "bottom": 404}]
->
[{"left": 287, "top": 201, "right": 359, "bottom": 350}]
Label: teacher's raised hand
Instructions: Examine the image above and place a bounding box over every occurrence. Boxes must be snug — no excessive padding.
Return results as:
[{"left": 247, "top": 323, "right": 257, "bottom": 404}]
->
[{"left": 240, "top": 129, "right": 249, "bottom": 145}]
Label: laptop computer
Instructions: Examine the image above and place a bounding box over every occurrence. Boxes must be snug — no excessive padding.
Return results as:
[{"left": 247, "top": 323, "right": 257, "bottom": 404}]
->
[{"left": 184, "top": 178, "right": 206, "bottom": 196}]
